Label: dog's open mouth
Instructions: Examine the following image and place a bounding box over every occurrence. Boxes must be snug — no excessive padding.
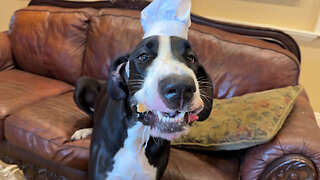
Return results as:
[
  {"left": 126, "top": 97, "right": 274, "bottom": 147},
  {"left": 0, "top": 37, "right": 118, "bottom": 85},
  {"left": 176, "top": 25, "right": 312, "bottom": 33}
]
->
[{"left": 135, "top": 105, "right": 199, "bottom": 134}]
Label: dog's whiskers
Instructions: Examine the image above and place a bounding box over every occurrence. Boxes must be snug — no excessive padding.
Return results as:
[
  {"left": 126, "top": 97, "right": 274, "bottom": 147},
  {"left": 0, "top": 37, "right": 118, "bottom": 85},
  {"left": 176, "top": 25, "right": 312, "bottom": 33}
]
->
[
  {"left": 129, "top": 79, "right": 144, "bottom": 82},
  {"left": 197, "top": 76, "right": 208, "bottom": 81},
  {"left": 199, "top": 85, "right": 214, "bottom": 94},
  {"left": 128, "top": 81, "right": 144, "bottom": 84},
  {"left": 198, "top": 81, "right": 212, "bottom": 85},
  {"left": 128, "top": 81, "right": 142, "bottom": 84},
  {"left": 199, "top": 85, "right": 213, "bottom": 89},
  {"left": 131, "top": 73, "right": 145, "bottom": 79},
  {"left": 200, "top": 95, "right": 212, "bottom": 105},
  {"left": 200, "top": 93, "right": 212, "bottom": 101},
  {"left": 127, "top": 79, "right": 144, "bottom": 87},
  {"left": 198, "top": 79, "right": 213, "bottom": 85},
  {"left": 199, "top": 89, "right": 213, "bottom": 99},
  {"left": 127, "top": 82, "right": 143, "bottom": 86},
  {"left": 200, "top": 90, "right": 213, "bottom": 105}
]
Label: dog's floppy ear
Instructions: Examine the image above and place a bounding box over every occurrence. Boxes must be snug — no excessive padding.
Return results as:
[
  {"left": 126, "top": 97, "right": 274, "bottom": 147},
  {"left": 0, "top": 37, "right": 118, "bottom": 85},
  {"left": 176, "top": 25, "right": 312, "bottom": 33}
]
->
[
  {"left": 74, "top": 76, "right": 106, "bottom": 118},
  {"left": 107, "top": 55, "right": 130, "bottom": 100},
  {"left": 196, "top": 65, "right": 214, "bottom": 121}
]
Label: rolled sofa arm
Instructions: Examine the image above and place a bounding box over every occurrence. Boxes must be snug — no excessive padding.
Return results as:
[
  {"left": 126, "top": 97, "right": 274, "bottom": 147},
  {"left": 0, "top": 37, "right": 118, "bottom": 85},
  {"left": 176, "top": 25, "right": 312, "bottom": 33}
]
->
[
  {"left": 0, "top": 31, "right": 14, "bottom": 71},
  {"left": 242, "top": 89, "right": 320, "bottom": 180}
]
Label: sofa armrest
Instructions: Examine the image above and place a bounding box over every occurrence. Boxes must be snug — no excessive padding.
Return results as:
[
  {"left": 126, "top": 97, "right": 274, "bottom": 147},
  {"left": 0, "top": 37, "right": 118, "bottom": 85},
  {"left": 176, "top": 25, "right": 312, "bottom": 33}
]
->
[
  {"left": 0, "top": 31, "right": 14, "bottom": 71},
  {"left": 242, "top": 89, "right": 320, "bottom": 180}
]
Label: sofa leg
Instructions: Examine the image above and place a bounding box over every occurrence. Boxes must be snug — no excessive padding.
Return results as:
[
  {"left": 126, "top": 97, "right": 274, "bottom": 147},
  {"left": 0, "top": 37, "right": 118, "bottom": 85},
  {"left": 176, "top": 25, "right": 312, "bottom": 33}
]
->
[{"left": 259, "top": 154, "right": 317, "bottom": 180}]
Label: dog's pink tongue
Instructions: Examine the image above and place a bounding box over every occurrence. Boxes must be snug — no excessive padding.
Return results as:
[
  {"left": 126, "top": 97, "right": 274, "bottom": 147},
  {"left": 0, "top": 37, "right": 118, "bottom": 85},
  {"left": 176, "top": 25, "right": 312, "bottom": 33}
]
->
[{"left": 187, "top": 114, "right": 199, "bottom": 123}]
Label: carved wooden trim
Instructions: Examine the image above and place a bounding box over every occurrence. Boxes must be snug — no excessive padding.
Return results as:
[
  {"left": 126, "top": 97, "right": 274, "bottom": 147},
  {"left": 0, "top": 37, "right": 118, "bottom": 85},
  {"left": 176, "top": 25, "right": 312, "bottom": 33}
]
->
[
  {"left": 29, "top": 0, "right": 150, "bottom": 11},
  {"left": 259, "top": 154, "right": 317, "bottom": 180}
]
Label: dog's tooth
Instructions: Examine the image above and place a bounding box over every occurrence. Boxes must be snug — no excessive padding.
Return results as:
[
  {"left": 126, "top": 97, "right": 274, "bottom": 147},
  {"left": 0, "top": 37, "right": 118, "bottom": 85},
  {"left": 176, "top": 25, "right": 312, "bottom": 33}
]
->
[
  {"left": 175, "top": 117, "right": 179, "bottom": 122},
  {"left": 178, "top": 112, "right": 184, "bottom": 119},
  {"left": 178, "top": 115, "right": 183, "bottom": 122},
  {"left": 160, "top": 116, "right": 164, "bottom": 122},
  {"left": 176, "top": 117, "right": 180, "bottom": 122},
  {"left": 162, "top": 115, "right": 166, "bottom": 122},
  {"left": 166, "top": 117, "right": 170, "bottom": 122},
  {"left": 157, "top": 110, "right": 163, "bottom": 120}
]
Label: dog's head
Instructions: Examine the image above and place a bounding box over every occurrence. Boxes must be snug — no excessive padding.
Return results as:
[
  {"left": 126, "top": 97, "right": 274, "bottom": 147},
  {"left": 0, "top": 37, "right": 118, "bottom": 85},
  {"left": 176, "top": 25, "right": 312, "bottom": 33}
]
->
[
  {"left": 123, "top": 35, "right": 213, "bottom": 140},
  {"left": 74, "top": 35, "right": 213, "bottom": 141}
]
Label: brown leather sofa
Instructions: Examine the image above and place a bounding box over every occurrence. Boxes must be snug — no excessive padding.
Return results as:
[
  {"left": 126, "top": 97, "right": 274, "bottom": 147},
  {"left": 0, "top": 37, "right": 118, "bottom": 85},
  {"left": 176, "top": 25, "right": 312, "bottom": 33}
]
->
[{"left": 0, "top": 0, "right": 319, "bottom": 179}]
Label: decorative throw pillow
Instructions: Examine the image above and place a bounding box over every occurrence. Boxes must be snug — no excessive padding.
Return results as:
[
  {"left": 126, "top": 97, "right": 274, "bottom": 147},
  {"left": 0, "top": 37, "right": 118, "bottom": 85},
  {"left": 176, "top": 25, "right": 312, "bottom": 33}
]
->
[{"left": 172, "top": 85, "right": 303, "bottom": 151}]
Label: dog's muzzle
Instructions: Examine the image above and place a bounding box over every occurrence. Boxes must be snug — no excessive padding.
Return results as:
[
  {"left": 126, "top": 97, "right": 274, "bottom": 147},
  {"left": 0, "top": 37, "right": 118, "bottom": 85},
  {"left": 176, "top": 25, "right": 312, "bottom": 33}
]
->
[
  {"left": 132, "top": 74, "right": 201, "bottom": 135},
  {"left": 135, "top": 108, "right": 199, "bottom": 134}
]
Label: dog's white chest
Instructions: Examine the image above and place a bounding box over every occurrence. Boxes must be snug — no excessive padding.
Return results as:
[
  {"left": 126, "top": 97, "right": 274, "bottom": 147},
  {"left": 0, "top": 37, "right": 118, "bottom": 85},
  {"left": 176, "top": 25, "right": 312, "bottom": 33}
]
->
[{"left": 106, "top": 122, "right": 157, "bottom": 180}]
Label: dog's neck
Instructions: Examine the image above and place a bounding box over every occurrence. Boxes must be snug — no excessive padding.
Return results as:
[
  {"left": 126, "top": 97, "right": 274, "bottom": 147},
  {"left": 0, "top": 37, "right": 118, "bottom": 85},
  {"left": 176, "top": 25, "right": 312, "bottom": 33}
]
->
[
  {"left": 125, "top": 121, "right": 151, "bottom": 156},
  {"left": 106, "top": 121, "right": 156, "bottom": 179}
]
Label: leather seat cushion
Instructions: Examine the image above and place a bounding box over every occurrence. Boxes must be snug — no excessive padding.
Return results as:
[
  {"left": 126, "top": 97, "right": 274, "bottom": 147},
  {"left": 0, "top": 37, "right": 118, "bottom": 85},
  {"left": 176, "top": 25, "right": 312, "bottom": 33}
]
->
[
  {"left": 0, "top": 69, "right": 72, "bottom": 139},
  {"left": 4, "top": 92, "right": 92, "bottom": 171},
  {"left": 163, "top": 148, "right": 241, "bottom": 180}
]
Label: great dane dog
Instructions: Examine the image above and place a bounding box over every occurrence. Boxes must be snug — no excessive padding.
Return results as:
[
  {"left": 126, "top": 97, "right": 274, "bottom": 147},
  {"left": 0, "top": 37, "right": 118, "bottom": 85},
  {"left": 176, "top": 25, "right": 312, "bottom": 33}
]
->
[{"left": 72, "top": 35, "right": 213, "bottom": 180}]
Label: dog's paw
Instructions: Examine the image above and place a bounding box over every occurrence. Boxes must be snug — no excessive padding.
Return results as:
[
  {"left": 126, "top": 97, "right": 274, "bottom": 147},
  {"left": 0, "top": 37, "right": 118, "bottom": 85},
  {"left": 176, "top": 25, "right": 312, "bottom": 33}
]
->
[{"left": 71, "top": 128, "right": 93, "bottom": 141}]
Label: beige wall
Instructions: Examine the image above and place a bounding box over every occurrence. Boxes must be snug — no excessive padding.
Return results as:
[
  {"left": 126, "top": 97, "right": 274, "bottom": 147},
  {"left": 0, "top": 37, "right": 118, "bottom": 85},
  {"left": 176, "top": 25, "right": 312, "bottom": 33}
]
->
[
  {"left": 191, "top": 0, "right": 320, "bottom": 112},
  {"left": 1, "top": 0, "right": 320, "bottom": 112},
  {"left": 191, "top": 0, "right": 320, "bottom": 32},
  {"left": 0, "top": 0, "right": 29, "bottom": 32},
  {"left": 298, "top": 41, "right": 320, "bottom": 112}
]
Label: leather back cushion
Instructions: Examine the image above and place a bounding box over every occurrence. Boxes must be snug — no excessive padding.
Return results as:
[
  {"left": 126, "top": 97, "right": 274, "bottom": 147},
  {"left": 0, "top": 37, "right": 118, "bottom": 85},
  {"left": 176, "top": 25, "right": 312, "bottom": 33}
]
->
[
  {"left": 9, "top": 6, "right": 96, "bottom": 84},
  {"left": 83, "top": 8, "right": 300, "bottom": 98},
  {"left": 9, "top": 7, "right": 299, "bottom": 97},
  {"left": 188, "top": 24, "right": 300, "bottom": 98},
  {"left": 83, "top": 9, "right": 143, "bottom": 79}
]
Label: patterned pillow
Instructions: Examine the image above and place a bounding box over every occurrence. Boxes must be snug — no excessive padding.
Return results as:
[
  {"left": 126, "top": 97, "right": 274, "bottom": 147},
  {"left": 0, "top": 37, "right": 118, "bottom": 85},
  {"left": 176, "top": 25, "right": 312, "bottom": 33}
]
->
[{"left": 172, "top": 85, "right": 303, "bottom": 151}]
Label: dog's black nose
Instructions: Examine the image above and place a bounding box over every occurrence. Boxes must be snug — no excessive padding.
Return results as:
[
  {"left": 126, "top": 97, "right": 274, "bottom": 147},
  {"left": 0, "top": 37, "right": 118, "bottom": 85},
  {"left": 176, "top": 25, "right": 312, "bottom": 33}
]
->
[{"left": 159, "top": 76, "right": 196, "bottom": 109}]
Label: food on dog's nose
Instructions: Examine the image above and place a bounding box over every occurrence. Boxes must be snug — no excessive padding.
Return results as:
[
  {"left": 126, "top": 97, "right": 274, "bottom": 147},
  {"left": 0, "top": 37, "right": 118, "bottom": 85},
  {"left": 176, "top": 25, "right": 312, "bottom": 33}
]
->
[{"left": 137, "top": 103, "right": 147, "bottom": 113}]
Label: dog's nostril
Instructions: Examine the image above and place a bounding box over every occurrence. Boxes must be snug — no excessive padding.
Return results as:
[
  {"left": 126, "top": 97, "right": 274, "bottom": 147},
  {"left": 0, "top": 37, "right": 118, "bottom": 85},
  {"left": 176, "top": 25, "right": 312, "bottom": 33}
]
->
[
  {"left": 165, "top": 89, "right": 177, "bottom": 100},
  {"left": 185, "top": 87, "right": 193, "bottom": 94},
  {"left": 168, "top": 89, "right": 177, "bottom": 95}
]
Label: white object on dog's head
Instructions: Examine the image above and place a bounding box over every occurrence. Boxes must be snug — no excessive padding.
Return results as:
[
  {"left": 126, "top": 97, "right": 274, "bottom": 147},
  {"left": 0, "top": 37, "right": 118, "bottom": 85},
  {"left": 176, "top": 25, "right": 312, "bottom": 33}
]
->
[{"left": 141, "top": 0, "right": 191, "bottom": 39}]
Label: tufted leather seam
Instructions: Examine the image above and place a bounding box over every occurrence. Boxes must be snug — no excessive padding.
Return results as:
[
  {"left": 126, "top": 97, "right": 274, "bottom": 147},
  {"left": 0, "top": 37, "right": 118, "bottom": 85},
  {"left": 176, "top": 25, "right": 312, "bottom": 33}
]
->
[{"left": 80, "top": 16, "right": 91, "bottom": 77}]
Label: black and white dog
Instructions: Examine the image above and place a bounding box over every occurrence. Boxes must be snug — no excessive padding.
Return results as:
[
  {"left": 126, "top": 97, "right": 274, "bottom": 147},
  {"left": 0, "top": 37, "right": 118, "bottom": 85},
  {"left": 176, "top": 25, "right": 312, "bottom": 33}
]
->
[{"left": 72, "top": 35, "right": 213, "bottom": 180}]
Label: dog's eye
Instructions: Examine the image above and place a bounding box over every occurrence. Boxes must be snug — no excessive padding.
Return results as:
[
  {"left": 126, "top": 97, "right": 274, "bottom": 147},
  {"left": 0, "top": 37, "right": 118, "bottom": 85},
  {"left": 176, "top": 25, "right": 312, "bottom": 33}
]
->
[
  {"left": 187, "top": 55, "right": 197, "bottom": 64},
  {"left": 138, "top": 54, "right": 150, "bottom": 62}
]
